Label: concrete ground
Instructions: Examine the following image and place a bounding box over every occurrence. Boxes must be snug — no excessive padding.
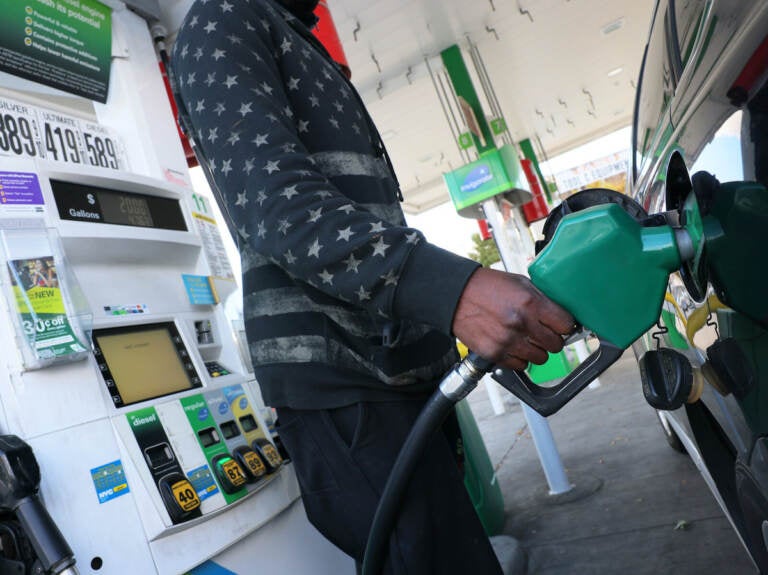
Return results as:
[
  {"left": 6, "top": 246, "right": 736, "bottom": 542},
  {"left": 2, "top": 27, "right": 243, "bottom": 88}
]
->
[{"left": 466, "top": 352, "right": 758, "bottom": 575}]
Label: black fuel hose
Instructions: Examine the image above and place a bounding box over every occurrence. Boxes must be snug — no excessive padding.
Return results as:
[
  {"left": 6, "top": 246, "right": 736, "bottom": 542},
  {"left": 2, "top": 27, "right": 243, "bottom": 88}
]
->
[{"left": 361, "top": 353, "right": 493, "bottom": 575}]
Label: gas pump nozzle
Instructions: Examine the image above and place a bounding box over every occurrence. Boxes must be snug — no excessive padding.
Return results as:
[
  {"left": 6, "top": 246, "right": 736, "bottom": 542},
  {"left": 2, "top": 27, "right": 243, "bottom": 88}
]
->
[
  {"left": 492, "top": 177, "right": 768, "bottom": 415},
  {"left": 0, "top": 436, "right": 78, "bottom": 575},
  {"left": 491, "top": 199, "right": 691, "bottom": 415}
]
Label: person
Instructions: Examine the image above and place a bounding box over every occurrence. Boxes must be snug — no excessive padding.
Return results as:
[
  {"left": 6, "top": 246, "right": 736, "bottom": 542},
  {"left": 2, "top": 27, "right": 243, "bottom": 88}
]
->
[
  {"left": 170, "top": 1, "right": 574, "bottom": 572},
  {"left": 31, "top": 259, "right": 53, "bottom": 287}
]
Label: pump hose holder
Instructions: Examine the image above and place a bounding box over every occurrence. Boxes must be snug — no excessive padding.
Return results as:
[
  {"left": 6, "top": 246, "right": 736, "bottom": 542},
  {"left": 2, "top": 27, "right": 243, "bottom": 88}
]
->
[{"left": 492, "top": 339, "right": 624, "bottom": 416}]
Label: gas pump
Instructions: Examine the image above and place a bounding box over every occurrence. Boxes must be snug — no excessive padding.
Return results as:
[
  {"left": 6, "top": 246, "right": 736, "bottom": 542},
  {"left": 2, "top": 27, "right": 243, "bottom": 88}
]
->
[{"left": 0, "top": 0, "right": 352, "bottom": 573}]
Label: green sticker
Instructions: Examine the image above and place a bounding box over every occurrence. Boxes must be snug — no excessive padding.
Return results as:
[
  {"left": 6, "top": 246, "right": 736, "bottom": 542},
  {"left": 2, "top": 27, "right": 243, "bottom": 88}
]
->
[{"left": 458, "top": 132, "right": 474, "bottom": 150}]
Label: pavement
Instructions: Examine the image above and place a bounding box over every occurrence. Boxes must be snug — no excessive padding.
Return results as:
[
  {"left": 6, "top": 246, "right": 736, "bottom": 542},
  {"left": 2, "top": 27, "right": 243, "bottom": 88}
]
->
[{"left": 466, "top": 351, "right": 758, "bottom": 575}]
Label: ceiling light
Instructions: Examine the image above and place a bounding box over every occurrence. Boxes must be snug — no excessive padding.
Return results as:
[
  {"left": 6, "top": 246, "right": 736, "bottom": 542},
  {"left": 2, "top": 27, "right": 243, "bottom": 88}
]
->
[
  {"left": 607, "top": 67, "right": 623, "bottom": 77},
  {"left": 601, "top": 17, "right": 625, "bottom": 35},
  {"left": 380, "top": 129, "right": 397, "bottom": 141}
]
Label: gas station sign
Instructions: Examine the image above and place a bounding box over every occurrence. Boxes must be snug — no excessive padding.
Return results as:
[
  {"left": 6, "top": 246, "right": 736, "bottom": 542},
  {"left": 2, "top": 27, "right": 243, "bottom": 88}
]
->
[
  {"left": 443, "top": 144, "right": 531, "bottom": 217},
  {"left": 0, "top": 0, "right": 112, "bottom": 102}
]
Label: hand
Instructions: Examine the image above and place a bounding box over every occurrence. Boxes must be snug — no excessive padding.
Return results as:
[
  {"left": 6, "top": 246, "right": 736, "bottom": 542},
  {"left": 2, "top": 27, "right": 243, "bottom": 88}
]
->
[{"left": 452, "top": 268, "right": 575, "bottom": 371}]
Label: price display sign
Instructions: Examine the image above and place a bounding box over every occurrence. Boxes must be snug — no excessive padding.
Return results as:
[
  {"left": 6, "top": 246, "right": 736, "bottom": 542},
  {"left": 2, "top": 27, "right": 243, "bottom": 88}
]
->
[{"left": 0, "top": 95, "right": 127, "bottom": 171}]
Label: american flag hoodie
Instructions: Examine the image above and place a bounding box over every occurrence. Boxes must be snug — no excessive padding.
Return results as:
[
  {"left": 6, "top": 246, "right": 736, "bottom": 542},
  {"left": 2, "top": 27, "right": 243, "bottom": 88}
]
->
[{"left": 170, "top": 0, "right": 481, "bottom": 409}]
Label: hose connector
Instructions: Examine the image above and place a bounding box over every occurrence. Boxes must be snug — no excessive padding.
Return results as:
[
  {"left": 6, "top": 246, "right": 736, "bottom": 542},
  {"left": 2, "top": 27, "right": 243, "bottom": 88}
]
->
[{"left": 439, "top": 353, "right": 492, "bottom": 402}]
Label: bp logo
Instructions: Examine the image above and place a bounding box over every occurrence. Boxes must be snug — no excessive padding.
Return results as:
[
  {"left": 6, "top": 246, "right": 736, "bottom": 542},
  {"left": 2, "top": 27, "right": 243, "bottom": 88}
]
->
[
  {"left": 460, "top": 164, "right": 493, "bottom": 193},
  {"left": 198, "top": 407, "right": 209, "bottom": 421},
  {"left": 218, "top": 401, "right": 229, "bottom": 415}
]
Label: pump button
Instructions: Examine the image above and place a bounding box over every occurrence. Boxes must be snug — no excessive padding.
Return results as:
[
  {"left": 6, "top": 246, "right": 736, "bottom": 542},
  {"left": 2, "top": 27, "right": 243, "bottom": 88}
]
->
[
  {"left": 158, "top": 473, "right": 202, "bottom": 524},
  {"left": 252, "top": 438, "right": 283, "bottom": 473},
  {"left": 211, "top": 454, "right": 246, "bottom": 494},
  {"left": 233, "top": 446, "right": 267, "bottom": 481}
]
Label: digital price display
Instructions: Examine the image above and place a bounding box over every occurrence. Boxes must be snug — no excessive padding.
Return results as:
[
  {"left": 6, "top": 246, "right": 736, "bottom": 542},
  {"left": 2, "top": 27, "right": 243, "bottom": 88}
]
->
[{"left": 51, "top": 180, "right": 187, "bottom": 231}]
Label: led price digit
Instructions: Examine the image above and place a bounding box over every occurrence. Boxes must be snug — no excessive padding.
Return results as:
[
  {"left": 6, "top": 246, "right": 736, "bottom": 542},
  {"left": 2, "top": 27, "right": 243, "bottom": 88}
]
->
[
  {"left": 0, "top": 114, "right": 37, "bottom": 157},
  {"left": 43, "top": 123, "right": 80, "bottom": 163}
]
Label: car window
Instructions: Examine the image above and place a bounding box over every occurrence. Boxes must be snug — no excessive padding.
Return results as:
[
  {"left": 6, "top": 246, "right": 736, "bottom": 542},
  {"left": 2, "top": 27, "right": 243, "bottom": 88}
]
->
[
  {"left": 690, "top": 111, "right": 745, "bottom": 182},
  {"left": 634, "top": 0, "right": 675, "bottom": 180},
  {"left": 673, "top": 0, "right": 708, "bottom": 67}
]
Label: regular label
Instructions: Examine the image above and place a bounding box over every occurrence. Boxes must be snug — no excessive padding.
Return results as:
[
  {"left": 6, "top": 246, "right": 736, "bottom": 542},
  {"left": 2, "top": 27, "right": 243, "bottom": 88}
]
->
[{"left": 0, "top": 96, "right": 127, "bottom": 170}]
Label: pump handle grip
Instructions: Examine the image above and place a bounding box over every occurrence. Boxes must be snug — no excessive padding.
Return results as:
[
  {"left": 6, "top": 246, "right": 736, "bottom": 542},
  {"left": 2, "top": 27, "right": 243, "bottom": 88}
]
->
[
  {"left": 16, "top": 495, "right": 76, "bottom": 574},
  {"left": 492, "top": 340, "right": 624, "bottom": 416}
]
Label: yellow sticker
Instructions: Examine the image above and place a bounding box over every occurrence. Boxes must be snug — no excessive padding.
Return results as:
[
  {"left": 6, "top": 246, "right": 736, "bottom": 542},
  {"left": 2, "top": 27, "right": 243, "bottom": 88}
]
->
[
  {"left": 221, "top": 459, "right": 246, "bottom": 487},
  {"left": 262, "top": 444, "right": 283, "bottom": 468},
  {"left": 243, "top": 451, "right": 266, "bottom": 477},
  {"left": 171, "top": 480, "right": 201, "bottom": 512}
]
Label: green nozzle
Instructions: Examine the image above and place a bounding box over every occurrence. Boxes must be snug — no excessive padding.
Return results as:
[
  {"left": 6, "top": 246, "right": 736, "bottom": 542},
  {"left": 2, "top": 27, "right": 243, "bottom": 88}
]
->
[{"left": 529, "top": 203, "right": 682, "bottom": 349}]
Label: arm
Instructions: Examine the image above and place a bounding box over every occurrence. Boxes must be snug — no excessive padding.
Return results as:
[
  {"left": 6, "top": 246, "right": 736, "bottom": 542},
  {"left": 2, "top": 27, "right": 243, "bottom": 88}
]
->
[{"left": 171, "top": 7, "right": 478, "bottom": 334}]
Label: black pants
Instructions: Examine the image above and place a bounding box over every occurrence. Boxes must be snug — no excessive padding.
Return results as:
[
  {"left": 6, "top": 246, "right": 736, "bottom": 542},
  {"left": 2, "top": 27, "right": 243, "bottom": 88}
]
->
[{"left": 276, "top": 400, "right": 503, "bottom": 575}]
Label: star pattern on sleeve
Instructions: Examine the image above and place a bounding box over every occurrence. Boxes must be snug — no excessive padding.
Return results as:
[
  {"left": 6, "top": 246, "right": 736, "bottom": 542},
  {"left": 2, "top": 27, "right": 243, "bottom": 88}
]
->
[
  {"left": 371, "top": 237, "right": 390, "bottom": 257},
  {"left": 337, "top": 227, "right": 354, "bottom": 241},
  {"left": 307, "top": 238, "right": 323, "bottom": 258}
]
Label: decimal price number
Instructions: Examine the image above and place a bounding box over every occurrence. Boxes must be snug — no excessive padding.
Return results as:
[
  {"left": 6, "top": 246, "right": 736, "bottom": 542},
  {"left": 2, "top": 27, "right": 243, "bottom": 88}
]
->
[
  {"left": 83, "top": 132, "right": 119, "bottom": 169},
  {"left": 119, "top": 196, "right": 153, "bottom": 227},
  {"left": 44, "top": 123, "right": 80, "bottom": 163},
  {"left": 0, "top": 114, "right": 37, "bottom": 157}
]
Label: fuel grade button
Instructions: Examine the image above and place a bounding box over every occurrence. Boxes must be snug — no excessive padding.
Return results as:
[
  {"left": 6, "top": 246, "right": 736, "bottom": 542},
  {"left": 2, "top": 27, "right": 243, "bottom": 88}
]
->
[
  {"left": 233, "top": 445, "right": 266, "bottom": 482},
  {"left": 252, "top": 438, "right": 283, "bottom": 473},
  {"left": 158, "top": 472, "right": 202, "bottom": 524},
  {"left": 211, "top": 453, "right": 246, "bottom": 494}
]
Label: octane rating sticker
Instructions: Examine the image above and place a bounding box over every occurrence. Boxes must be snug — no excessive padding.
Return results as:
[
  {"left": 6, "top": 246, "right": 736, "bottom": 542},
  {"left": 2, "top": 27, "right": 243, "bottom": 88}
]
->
[{"left": 0, "top": 96, "right": 128, "bottom": 171}]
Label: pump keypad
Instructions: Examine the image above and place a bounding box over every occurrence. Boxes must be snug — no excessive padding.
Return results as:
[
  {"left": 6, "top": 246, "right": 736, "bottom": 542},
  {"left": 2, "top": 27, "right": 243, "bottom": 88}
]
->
[{"left": 204, "top": 361, "right": 230, "bottom": 378}]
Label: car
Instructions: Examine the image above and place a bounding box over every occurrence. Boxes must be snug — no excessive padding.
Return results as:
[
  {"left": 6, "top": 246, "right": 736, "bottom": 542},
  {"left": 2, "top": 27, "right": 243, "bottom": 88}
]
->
[{"left": 629, "top": 0, "right": 768, "bottom": 571}]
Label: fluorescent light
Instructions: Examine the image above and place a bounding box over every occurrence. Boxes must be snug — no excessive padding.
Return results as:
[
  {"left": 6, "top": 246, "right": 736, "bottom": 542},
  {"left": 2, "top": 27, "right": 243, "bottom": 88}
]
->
[
  {"left": 607, "top": 67, "right": 624, "bottom": 77},
  {"left": 601, "top": 17, "right": 625, "bottom": 35}
]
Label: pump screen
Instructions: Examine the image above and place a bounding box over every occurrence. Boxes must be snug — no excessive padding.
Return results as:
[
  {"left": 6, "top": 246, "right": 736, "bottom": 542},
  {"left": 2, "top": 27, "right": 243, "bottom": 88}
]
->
[
  {"left": 198, "top": 427, "right": 220, "bottom": 448},
  {"left": 93, "top": 322, "right": 202, "bottom": 407}
]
